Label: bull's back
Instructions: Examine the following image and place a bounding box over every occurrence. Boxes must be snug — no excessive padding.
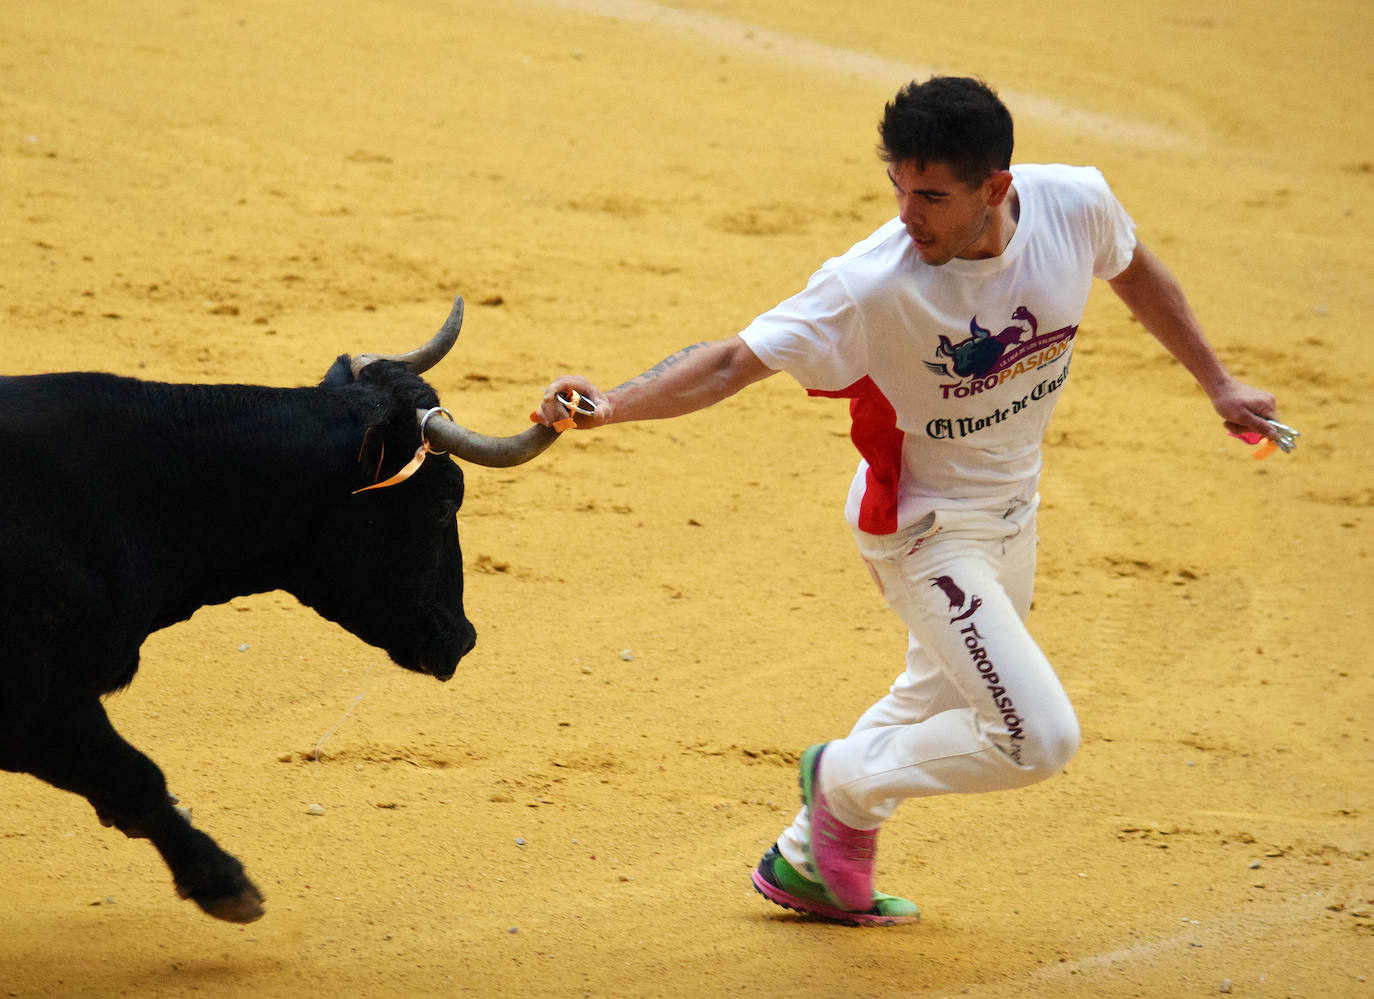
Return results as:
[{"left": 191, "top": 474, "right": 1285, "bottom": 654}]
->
[
  {"left": 0, "top": 372, "right": 164, "bottom": 549},
  {"left": 1, "top": 371, "right": 348, "bottom": 646}
]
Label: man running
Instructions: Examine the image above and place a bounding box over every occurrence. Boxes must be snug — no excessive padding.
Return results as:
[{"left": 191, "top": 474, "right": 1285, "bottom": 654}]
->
[{"left": 533, "top": 76, "right": 1281, "bottom": 924}]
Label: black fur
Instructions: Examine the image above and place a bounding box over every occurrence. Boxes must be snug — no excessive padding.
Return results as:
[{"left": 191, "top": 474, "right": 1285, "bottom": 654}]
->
[{"left": 0, "top": 357, "right": 475, "bottom": 922}]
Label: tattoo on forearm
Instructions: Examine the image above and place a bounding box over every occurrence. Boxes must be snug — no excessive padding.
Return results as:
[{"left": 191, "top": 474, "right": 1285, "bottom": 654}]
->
[{"left": 613, "top": 342, "right": 709, "bottom": 392}]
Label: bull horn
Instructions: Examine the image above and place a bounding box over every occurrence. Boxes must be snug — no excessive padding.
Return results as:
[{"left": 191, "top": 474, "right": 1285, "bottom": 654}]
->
[
  {"left": 419, "top": 409, "right": 560, "bottom": 468},
  {"left": 351, "top": 297, "right": 465, "bottom": 379}
]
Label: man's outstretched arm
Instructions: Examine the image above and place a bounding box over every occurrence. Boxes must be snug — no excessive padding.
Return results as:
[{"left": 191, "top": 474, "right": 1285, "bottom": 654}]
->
[
  {"left": 1108, "top": 240, "right": 1279, "bottom": 439},
  {"left": 534, "top": 336, "right": 775, "bottom": 429}
]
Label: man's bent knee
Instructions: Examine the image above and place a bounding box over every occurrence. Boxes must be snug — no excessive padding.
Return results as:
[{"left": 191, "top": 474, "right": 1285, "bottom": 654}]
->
[
  {"left": 991, "top": 707, "right": 1079, "bottom": 785},
  {"left": 1018, "top": 712, "right": 1080, "bottom": 780}
]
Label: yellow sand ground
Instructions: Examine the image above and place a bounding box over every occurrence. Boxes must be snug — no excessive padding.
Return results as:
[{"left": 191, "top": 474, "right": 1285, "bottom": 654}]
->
[{"left": 2, "top": 1, "right": 1371, "bottom": 996}]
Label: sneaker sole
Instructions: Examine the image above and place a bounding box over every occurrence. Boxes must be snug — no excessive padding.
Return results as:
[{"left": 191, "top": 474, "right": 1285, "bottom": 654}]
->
[{"left": 750, "top": 868, "right": 918, "bottom": 927}]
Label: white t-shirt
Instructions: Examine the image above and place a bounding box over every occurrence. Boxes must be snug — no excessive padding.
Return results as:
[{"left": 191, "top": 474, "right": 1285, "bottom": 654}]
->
[{"left": 740, "top": 163, "right": 1137, "bottom": 536}]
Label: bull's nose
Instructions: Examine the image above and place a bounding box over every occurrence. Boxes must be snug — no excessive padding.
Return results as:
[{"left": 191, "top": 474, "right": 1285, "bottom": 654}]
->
[
  {"left": 429, "top": 622, "right": 475, "bottom": 681},
  {"left": 456, "top": 623, "right": 477, "bottom": 661}
]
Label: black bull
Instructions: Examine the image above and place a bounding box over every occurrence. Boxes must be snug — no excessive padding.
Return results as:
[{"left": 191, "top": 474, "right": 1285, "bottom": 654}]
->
[{"left": 0, "top": 298, "right": 557, "bottom": 922}]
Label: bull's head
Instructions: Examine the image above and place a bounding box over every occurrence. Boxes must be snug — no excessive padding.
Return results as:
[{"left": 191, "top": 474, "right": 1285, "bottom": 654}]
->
[
  {"left": 293, "top": 297, "right": 556, "bottom": 681},
  {"left": 348, "top": 297, "right": 558, "bottom": 468}
]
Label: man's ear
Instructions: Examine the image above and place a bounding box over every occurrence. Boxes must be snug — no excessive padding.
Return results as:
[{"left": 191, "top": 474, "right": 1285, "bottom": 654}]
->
[{"left": 984, "top": 169, "right": 1015, "bottom": 206}]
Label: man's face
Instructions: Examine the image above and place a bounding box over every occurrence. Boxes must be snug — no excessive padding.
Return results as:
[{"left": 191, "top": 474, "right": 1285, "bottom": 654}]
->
[{"left": 887, "top": 160, "right": 1010, "bottom": 265}]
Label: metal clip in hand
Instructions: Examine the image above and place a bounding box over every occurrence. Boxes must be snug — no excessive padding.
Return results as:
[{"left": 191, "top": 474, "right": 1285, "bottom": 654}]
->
[
  {"left": 557, "top": 390, "right": 598, "bottom": 416},
  {"left": 1264, "top": 418, "right": 1299, "bottom": 454},
  {"left": 1243, "top": 417, "right": 1300, "bottom": 459},
  {"left": 551, "top": 390, "right": 597, "bottom": 432},
  {"left": 530, "top": 390, "right": 598, "bottom": 433}
]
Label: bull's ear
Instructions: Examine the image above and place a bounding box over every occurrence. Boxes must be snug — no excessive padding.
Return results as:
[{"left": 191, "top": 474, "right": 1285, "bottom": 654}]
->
[{"left": 319, "top": 354, "right": 356, "bottom": 387}]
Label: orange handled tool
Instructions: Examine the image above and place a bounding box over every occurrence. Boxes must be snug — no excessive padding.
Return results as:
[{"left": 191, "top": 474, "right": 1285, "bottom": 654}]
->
[
  {"left": 1229, "top": 418, "right": 1299, "bottom": 459},
  {"left": 531, "top": 390, "right": 597, "bottom": 432}
]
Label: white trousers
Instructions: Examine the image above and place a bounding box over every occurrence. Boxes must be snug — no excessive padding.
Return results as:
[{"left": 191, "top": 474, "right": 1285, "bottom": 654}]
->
[{"left": 777, "top": 497, "right": 1080, "bottom": 876}]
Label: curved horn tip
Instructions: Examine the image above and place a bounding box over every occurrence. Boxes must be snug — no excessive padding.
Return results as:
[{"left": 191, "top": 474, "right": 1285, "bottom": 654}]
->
[
  {"left": 419, "top": 410, "right": 562, "bottom": 468},
  {"left": 350, "top": 296, "right": 467, "bottom": 379},
  {"left": 444, "top": 295, "right": 464, "bottom": 329}
]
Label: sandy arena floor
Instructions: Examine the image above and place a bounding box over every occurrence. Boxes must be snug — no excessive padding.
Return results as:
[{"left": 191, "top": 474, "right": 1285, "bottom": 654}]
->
[{"left": 3, "top": 1, "right": 1372, "bottom": 996}]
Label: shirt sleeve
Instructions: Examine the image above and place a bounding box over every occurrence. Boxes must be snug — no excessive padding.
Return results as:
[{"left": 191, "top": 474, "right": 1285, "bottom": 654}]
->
[
  {"left": 738, "top": 268, "right": 869, "bottom": 392},
  {"left": 1086, "top": 168, "right": 1138, "bottom": 280}
]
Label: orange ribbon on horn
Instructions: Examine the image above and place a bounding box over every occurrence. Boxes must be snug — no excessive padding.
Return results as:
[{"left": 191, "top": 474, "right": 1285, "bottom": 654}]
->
[{"left": 353, "top": 407, "right": 453, "bottom": 494}]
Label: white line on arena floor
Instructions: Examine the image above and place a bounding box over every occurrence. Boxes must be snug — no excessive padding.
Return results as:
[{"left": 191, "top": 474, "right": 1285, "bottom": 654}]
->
[{"left": 531, "top": 0, "right": 1187, "bottom": 148}]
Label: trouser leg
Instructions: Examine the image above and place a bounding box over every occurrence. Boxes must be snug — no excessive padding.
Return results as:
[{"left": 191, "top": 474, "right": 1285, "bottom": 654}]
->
[{"left": 777, "top": 501, "right": 1078, "bottom": 874}]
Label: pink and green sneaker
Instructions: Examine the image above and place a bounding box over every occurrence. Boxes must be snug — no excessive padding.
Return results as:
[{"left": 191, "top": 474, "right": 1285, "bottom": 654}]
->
[
  {"left": 751, "top": 843, "right": 919, "bottom": 926},
  {"left": 801, "top": 742, "right": 881, "bottom": 911}
]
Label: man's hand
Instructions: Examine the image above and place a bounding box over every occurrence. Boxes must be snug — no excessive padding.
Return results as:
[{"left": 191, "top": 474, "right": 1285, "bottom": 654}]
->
[
  {"left": 533, "top": 377, "right": 610, "bottom": 431},
  {"left": 1207, "top": 375, "right": 1279, "bottom": 439}
]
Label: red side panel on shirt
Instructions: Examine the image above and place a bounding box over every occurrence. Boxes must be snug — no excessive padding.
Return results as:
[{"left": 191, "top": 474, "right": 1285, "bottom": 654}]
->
[{"left": 809, "top": 377, "right": 903, "bottom": 535}]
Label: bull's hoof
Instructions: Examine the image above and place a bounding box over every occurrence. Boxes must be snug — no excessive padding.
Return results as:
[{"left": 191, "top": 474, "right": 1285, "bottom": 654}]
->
[
  {"left": 175, "top": 861, "right": 267, "bottom": 923},
  {"left": 194, "top": 883, "right": 266, "bottom": 923}
]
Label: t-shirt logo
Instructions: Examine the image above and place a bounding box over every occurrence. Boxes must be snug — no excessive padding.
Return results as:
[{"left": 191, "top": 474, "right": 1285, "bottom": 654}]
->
[
  {"left": 922, "top": 306, "right": 1078, "bottom": 400},
  {"left": 924, "top": 306, "right": 1040, "bottom": 380}
]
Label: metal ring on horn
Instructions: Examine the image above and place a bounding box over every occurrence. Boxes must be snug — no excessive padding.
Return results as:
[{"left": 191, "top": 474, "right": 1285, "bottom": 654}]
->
[{"left": 419, "top": 406, "right": 456, "bottom": 455}]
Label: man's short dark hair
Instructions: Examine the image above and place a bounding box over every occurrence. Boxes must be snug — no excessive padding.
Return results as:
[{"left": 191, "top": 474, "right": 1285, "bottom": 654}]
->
[{"left": 879, "top": 76, "right": 1014, "bottom": 187}]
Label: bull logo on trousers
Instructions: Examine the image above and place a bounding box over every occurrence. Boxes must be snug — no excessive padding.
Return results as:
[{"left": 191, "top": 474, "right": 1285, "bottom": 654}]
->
[{"left": 930, "top": 575, "right": 982, "bottom": 623}]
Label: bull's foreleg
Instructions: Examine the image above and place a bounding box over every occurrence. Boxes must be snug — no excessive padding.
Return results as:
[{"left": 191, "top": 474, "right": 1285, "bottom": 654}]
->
[{"left": 16, "top": 695, "right": 265, "bottom": 922}]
